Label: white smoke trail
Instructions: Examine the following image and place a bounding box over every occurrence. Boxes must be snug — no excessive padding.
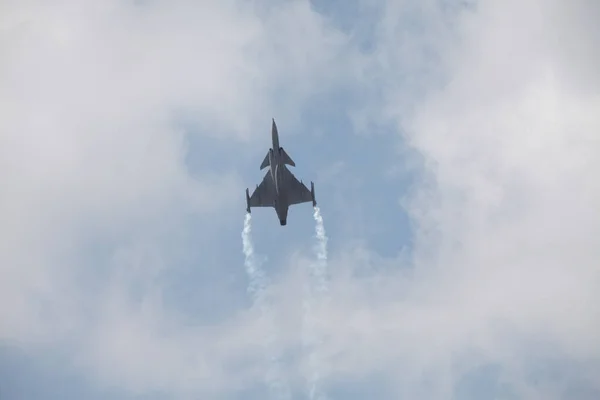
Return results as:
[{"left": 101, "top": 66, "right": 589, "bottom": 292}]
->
[
  {"left": 302, "top": 206, "right": 330, "bottom": 400},
  {"left": 311, "top": 206, "right": 329, "bottom": 294},
  {"left": 242, "top": 213, "right": 291, "bottom": 400}
]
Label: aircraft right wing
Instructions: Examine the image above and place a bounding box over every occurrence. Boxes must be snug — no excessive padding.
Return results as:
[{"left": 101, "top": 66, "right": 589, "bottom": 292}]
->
[
  {"left": 285, "top": 170, "right": 313, "bottom": 206},
  {"left": 249, "top": 173, "right": 275, "bottom": 207}
]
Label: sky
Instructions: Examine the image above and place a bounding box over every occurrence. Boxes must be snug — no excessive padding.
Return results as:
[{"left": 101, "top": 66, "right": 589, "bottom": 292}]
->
[{"left": 1, "top": 0, "right": 599, "bottom": 399}]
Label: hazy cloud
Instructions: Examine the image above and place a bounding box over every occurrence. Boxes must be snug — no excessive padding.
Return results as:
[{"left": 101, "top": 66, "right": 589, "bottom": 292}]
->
[{"left": 1, "top": 0, "right": 599, "bottom": 399}]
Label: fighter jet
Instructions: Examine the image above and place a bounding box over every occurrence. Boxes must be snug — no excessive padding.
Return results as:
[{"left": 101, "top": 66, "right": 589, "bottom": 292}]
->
[{"left": 245, "top": 119, "right": 316, "bottom": 226}]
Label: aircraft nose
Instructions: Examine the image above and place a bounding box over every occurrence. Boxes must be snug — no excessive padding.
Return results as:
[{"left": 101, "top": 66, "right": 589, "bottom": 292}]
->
[{"left": 280, "top": 219, "right": 287, "bottom": 226}]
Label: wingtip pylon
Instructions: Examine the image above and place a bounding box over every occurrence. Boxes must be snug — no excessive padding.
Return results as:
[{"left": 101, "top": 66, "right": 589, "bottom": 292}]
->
[
  {"left": 311, "top": 181, "right": 317, "bottom": 207},
  {"left": 246, "top": 188, "right": 251, "bottom": 213}
]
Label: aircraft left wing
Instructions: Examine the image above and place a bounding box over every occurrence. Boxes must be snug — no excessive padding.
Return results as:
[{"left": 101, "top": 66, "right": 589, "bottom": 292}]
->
[
  {"left": 285, "top": 170, "right": 313, "bottom": 206},
  {"left": 249, "top": 173, "right": 275, "bottom": 207}
]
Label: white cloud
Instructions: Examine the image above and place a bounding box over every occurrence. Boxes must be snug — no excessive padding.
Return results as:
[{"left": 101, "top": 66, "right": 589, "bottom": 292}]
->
[
  {"left": 2, "top": 0, "right": 600, "bottom": 398},
  {"left": 304, "top": 0, "right": 600, "bottom": 397},
  {"left": 0, "top": 0, "right": 361, "bottom": 397}
]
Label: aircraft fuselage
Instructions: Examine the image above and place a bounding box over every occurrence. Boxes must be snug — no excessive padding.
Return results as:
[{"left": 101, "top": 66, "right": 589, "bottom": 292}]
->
[{"left": 269, "top": 126, "right": 289, "bottom": 225}]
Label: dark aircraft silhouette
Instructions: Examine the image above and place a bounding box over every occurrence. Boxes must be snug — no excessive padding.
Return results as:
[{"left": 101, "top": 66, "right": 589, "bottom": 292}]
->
[{"left": 246, "top": 119, "right": 316, "bottom": 226}]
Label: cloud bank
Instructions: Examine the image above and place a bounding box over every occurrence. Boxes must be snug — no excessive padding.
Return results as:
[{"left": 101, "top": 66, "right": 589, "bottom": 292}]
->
[{"left": 1, "top": 0, "right": 599, "bottom": 399}]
